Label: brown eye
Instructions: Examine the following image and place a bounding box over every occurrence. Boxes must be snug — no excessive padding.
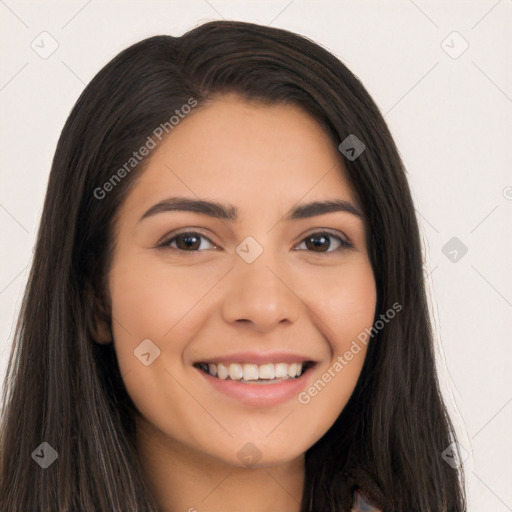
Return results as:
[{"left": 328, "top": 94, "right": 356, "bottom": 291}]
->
[
  {"left": 296, "top": 231, "right": 352, "bottom": 253},
  {"left": 158, "top": 232, "right": 216, "bottom": 251}
]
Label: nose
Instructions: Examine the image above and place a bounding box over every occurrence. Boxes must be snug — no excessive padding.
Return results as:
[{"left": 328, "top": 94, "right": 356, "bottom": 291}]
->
[{"left": 221, "top": 251, "right": 302, "bottom": 334}]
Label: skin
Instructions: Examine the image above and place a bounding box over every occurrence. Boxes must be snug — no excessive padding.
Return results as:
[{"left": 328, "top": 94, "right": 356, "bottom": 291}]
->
[{"left": 100, "top": 93, "right": 377, "bottom": 512}]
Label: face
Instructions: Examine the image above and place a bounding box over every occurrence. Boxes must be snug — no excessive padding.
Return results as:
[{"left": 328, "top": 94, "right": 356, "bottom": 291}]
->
[{"left": 106, "top": 94, "right": 377, "bottom": 468}]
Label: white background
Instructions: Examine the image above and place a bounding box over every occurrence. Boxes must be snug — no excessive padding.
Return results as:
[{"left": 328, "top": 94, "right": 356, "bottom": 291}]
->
[{"left": 1, "top": 1, "right": 511, "bottom": 510}]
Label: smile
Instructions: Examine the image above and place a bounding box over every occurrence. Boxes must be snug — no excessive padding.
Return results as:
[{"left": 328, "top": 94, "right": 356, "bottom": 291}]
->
[{"left": 194, "top": 361, "right": 315, "bottom": 383}]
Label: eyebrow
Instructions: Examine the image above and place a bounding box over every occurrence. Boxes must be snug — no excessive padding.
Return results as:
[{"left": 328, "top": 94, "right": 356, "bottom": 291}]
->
[{"left": 139, "top": 196, "right": 363, "bottom": 223}]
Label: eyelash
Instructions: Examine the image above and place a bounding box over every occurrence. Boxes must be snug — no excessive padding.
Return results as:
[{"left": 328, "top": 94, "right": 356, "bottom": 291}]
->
[{"left": 157, "top": 230, "right": 353, "bottom": 254}]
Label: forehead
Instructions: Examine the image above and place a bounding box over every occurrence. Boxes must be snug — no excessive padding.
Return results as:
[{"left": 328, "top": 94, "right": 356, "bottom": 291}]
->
[{"left": 122, "top": 94, "right": 359, "bottom": 218}]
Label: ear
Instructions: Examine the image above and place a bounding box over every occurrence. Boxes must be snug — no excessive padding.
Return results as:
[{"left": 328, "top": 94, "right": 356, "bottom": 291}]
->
[
  {"left": 91, "top": 306, "right": 113, "bottom": 344},
  {"left": 86, "top": 282, "right": 113, "bottom": 345}
]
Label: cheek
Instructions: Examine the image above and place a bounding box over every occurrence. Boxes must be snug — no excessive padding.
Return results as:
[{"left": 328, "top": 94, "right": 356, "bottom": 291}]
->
[
  {"left": 294, "top": 259, "right": 376, "bottom": 425},
  {"left": 108, "top": 255, "right": 209, "bottom": 339},
  {"left": 107, "top": 254, "right": 226, "bottom": 378},
  {"left": 306, "top": 258, "right": 377, "bottom": 352},
  {"left": 106, "top": 256, "right": 216, "bottom": 444},
  {"left": 326, "top": 260, "right": 376, "bottom": 381}
]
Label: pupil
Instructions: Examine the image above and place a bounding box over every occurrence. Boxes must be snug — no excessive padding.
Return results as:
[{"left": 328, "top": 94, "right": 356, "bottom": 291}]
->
[
  {"left": 308, "top": 235, "right": 329, "bottom": 252},
  {"left": 178, "top": 234, "right": 200, "bottom": 250}
]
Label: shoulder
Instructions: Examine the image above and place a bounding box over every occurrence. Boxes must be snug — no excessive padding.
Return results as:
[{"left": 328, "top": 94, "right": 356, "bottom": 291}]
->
[{"left": 351, "top": 490, "right": 382, "bottom": 512}]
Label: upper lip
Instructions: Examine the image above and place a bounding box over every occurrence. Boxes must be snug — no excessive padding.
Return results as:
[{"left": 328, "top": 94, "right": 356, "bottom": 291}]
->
[{"left": 194, "top": 351, "right": 316, "bottom": 365}]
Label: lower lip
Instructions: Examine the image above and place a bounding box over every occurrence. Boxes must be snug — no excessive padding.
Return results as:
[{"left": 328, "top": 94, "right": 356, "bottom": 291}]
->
[{"left": 196, "top": 367, "right": 314, "bottom": 407}]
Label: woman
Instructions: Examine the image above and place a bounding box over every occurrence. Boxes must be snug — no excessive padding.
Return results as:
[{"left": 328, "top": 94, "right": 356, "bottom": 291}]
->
[{"left": 0, "top": 20, "right": 466, "bottom": 511}]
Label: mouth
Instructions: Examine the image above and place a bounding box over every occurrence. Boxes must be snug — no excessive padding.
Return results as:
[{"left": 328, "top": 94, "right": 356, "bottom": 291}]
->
[{"left": 193, "top": 361, "right": 316, "bottom": 384}]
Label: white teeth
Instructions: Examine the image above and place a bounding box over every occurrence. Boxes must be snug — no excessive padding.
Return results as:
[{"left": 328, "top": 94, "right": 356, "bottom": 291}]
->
[
  {"left": 201, "top": 361, "right": 307, "bottom": 381},
  {"left": 258, "top": 363, "right": 275, "bottom": 379},
  {"left": 287, "top": 363, "right": 298, "bottom": 378},
  {"left": 228, "top": 363, "right": 243, "bottom": 380},
  {"left": 274, "top": 363, "right": 288, "bottom": 378},
  {"left": 217, "top": 363, "right": 229, "bottom": 380},
  {"left": 242, "top": 363, "right": 259, "bottom": 381}
]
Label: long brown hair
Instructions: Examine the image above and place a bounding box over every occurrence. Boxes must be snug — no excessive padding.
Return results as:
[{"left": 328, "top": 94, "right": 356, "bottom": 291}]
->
[{"left": 0, "top": 20, "right": 466, "bottom": 511}]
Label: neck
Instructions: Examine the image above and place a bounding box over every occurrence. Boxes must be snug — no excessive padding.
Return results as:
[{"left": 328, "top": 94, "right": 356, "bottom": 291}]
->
[{"left": 135, "top": 416, "right": 305, "bottom": 512}]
